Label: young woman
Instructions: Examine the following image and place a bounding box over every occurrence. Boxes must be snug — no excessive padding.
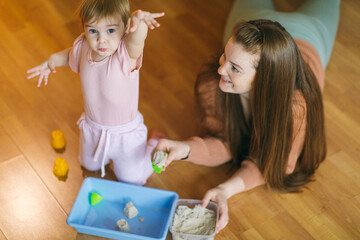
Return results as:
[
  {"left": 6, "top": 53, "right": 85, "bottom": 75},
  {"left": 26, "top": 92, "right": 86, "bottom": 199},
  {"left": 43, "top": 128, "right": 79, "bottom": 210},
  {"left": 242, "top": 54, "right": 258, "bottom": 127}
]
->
[{"left": 154, "top": 0, "right": 340, "bottom": 233}]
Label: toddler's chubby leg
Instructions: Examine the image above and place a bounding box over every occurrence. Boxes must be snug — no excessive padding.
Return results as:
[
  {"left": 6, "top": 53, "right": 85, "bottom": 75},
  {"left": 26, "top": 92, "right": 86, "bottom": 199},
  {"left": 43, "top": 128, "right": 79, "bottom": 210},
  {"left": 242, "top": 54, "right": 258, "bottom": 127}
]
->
[
  {"left": 110, "top": 122, "right": 152, "bottom": 185},
  {"left": 78, "top": 115, "right": 111, "bottom": 172}
]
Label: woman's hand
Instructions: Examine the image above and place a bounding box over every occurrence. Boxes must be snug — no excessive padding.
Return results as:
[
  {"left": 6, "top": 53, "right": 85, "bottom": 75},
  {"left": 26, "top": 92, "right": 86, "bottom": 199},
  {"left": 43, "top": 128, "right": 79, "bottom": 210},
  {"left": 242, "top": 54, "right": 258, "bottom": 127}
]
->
[
  {"left": 129, "top": 10, "right": 165, "bottom": 32},
  {"left": 153, "top": 139, "right": 190, "bottom": 171},
  {"left": 202, "top": 186, "right": 229, "bottom": 233},
  {"left": 26, "top": 60, "right": 56, "bottom": 87}
]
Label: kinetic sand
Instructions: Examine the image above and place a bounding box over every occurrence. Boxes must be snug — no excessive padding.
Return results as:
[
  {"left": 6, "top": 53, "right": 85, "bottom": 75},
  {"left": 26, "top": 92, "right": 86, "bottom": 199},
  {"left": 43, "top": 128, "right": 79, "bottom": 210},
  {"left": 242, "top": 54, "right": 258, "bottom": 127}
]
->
[{"left": 172, "top": 204, "right": 216, "bottom": 235}]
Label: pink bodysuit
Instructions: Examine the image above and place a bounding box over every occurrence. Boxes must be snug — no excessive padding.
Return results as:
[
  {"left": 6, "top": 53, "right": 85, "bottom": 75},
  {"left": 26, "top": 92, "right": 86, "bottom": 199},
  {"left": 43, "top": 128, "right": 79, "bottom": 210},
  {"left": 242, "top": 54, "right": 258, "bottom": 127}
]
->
[{"left": 69, "top": 33, "right": 155, "bottom": 185}]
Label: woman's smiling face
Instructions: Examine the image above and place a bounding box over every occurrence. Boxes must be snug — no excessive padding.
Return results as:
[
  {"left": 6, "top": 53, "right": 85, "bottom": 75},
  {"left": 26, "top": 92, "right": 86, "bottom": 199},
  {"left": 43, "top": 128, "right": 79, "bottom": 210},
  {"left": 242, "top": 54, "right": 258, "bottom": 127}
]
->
[{"left": 218, "top": 37, "right": 259, "bottom": 95}]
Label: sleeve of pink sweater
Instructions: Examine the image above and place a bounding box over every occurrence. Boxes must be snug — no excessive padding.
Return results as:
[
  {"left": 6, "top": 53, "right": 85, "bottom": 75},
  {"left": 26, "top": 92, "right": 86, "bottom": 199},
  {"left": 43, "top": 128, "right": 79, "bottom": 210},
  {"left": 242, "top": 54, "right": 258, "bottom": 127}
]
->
[
  {"left": 184, "top": 136, "right": 231, "bottom": 167},
  {"left": 184, "top": 136, "right": 265, "bottom": 191}
]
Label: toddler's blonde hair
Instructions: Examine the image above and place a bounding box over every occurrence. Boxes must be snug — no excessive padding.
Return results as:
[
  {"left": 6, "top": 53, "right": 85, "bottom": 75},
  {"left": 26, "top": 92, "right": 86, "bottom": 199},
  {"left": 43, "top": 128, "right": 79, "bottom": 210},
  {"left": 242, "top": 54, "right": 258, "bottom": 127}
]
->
[{"left": 78, "top": 0, "right": 130, "bottom": 27}]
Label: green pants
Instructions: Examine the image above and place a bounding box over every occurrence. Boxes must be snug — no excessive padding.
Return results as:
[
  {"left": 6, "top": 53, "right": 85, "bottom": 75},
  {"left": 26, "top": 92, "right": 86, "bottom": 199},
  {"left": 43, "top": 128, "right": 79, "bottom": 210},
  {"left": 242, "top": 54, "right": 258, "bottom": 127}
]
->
[{"left": 223, "top": 0, "right": 340, "bottom": 68}]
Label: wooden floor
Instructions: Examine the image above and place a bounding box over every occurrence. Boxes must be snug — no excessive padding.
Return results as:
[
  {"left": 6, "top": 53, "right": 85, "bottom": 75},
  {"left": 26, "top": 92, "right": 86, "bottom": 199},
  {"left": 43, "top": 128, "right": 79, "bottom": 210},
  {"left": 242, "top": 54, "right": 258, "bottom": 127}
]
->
[{"left": 0, "top": 0, "right": 359, "bottom": 239}]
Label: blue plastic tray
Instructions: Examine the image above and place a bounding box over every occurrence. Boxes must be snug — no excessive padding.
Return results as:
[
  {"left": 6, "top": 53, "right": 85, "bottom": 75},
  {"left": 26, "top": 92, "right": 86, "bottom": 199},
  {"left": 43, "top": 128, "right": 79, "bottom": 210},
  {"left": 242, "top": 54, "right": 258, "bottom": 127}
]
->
[{"left": 67, "top": 177, "right": 178, "bottom": 240}]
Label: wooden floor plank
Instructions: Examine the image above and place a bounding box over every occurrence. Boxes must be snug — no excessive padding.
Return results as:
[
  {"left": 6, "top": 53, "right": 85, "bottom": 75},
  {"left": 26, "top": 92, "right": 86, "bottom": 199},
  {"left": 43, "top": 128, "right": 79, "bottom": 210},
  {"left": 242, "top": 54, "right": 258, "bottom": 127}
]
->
[
  {"left": 0, "top": 125, "right": 20, "bottom": 163},
  {"left": 0, "top": 230, "right": 6, "bottom": 240},
  {"left": 0, "top": 156, "right": 76, "bottom": 239}
]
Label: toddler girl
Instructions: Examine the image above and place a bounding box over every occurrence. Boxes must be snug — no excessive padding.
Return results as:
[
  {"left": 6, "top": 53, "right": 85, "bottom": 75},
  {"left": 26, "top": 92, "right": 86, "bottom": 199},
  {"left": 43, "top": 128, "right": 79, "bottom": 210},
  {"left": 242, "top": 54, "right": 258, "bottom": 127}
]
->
[{"left": 27, "top": 0, "right": 164, "bottom": 185}]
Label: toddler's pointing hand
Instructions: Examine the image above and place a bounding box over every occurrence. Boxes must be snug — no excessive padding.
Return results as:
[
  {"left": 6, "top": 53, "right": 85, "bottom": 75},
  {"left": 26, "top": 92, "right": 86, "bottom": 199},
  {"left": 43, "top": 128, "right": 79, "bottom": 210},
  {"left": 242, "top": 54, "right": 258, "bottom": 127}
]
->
[{"left": 130, "top": 10, "right": 165, "bottom": 32}]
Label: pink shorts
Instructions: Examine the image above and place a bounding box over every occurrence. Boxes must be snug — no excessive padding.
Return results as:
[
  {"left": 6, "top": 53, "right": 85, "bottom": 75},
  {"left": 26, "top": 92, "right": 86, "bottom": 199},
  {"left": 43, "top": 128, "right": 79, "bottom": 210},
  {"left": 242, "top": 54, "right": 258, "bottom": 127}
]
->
[{"left": 77, "top": 112, "right": 156, "bottom": 185}]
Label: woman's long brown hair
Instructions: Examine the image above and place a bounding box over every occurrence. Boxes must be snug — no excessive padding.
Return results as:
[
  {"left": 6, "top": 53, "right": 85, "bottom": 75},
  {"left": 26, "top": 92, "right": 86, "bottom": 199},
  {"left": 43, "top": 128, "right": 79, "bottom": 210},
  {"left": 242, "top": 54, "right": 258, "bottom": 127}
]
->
[{"left": 196, "top": 20, "right": 326, "bottom": 192}]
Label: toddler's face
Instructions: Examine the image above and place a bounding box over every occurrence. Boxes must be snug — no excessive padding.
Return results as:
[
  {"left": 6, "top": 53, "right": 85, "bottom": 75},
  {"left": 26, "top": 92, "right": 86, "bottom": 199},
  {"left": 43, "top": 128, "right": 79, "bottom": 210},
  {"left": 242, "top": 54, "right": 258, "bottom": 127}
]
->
[{"left": 84, "top": 16, "right": 126, "bottom": 62}]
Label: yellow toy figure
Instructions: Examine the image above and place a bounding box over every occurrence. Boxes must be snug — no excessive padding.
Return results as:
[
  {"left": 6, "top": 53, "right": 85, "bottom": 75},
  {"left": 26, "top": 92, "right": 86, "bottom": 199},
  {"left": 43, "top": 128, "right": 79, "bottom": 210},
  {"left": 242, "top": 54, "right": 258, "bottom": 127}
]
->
[
  {"left": 53, "top": 157, "right": 69, "bottom": 181},
  {"left": 50, "top": 130, "right": 66, "bottom": 153}
]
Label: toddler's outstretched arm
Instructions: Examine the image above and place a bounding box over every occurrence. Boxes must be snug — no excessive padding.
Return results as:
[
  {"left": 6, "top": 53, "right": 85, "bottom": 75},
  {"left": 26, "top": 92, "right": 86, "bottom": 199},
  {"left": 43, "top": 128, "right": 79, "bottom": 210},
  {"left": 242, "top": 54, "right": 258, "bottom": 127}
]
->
[
  {"left": 125, "top": 10, "right": 164, "bottom": 65},
  {"left": 26, "top": 48, "right": 71, "bottom": 87}
]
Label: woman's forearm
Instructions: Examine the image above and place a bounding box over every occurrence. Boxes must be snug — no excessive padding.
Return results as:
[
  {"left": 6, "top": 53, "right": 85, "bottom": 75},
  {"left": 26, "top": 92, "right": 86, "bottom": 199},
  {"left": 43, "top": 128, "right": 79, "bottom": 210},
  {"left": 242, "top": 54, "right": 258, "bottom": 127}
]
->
[
  {"left": 219, "top": 160, "right": 265, "bottom": 198},
  {"left": 183, "top": 136, "right": 231, "bottom": 167},
  {"left": 178, "top": 136, "right": 265, "bottom": 195}
]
